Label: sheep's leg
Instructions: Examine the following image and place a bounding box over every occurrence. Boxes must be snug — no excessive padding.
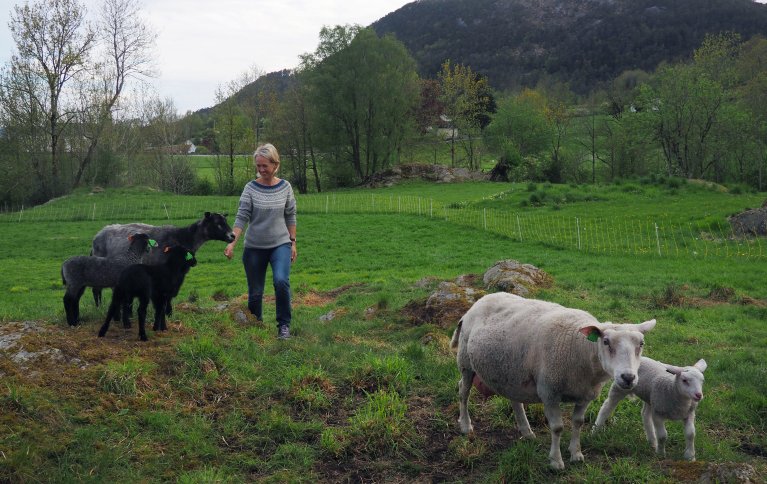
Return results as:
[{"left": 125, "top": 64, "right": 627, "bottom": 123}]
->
[
  {"left": 92, "top": 287, "right": 102, "bottom": 307},
  {"left": 543, "top": 402, "right": 565, "bottom": 470},
  {"left": 568, "top": 402, "right": 588, "bottom": 462},
  {"left": 121, "top": 301, "right": 132, "bottom": 329},
  {"left": 593, "top": 384, "right": 627, "bottom": 430},
  {"left": 683, "top": 412, "right": 696, "bottom": 461},
  {"left": 152, "top": 295, "right": 167, "bottom": 331},
  {"left": 512, "top": 402, "right": 535, "bottom": 439},
  {"left": 457, "top": 367, "right": 475, "bottom": 434},
  {"left": 641, "top": 402, "right": 658, "bottom": 452},
  {"left": 98, "top": 299, "right": 118, "bottom": 337},
  {"left": 137, "top": 299, "right": 148, "bottom": 341},
  {"left": 652, "top": 413, "right": 668, "bottom": 458},
  {"left": 63, "top": 289, "right": 80, "bottom": 326}
]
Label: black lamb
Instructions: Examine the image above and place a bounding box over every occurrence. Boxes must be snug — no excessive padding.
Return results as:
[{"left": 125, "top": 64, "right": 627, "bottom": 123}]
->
[
  {"left": 62, "top": 233, "right": 156, "bottom": 326},
  {"left": 98, "top": 246, "right": 197, "bottom": 341}
]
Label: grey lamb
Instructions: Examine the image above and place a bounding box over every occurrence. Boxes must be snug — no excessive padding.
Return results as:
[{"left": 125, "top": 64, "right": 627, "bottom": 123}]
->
[
  {"left": 62, "top": 233, "right": 157, "bottom": 326},
  {"left": 593, "top": 356, "right": 707, "bottom": 461}
]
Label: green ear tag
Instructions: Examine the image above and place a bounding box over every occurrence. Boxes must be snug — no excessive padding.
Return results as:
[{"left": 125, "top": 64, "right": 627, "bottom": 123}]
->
[
  {"left": 587, "top": 330, "right": 599, "bottom": 342},
  {"left": 149, "top": 239, "right": 157, "bottom": 247},
  {"left": 185, "top": 252, "right": 194, "bottom": 261}
]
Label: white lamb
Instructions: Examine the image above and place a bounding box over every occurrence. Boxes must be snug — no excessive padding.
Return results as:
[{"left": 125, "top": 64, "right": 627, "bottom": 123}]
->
[
  {"left": 593, "top": 356, "right": 707, "bottom": 461},
  {"left": 451, "top": 292, "right": 656, "bottom": 469}
]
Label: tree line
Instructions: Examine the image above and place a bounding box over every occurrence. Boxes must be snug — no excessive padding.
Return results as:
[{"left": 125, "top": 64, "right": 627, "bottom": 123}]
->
[{"left": 1, "top": 0, "right": 766, "bottom": 208}]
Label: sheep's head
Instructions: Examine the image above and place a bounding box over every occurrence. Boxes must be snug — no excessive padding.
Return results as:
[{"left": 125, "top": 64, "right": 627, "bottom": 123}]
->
[
  {"left": 127, "top": 233, "right": 158, "bottom": 253},
  {"left": 202, "top": 212, "right": 235, "bottom": 243},
  {"left": 163, "top": 246, "right": 198, "bottom": 268},
  {"left": 666, "top": 359, "right": 707, "bottom": 402},
  {"left": 579, "top": 319, "right": 656, "bottom": 390}
]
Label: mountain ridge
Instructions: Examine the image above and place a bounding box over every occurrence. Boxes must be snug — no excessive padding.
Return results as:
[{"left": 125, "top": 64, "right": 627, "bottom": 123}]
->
[{"left": 372, "top": 0, "right": 767, "bottom": 93}]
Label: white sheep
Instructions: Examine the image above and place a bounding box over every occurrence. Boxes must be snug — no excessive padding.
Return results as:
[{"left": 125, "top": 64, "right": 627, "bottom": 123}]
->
[
  {"left": 451, "top": 292, "right": 656, "bottom": 469},
  {"left": 593, "top": 357, "right": 707, "bottom": 461}
]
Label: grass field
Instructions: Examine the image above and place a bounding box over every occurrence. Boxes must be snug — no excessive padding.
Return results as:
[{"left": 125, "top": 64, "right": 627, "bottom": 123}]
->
[{"left": 1, "top": 181, "right": 765, "bottom": 482}]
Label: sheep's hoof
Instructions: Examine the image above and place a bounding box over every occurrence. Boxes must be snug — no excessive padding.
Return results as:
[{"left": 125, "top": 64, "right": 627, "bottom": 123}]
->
[
  {"left": 458, "top": 420, "right": 473, "bottom": 434},
  {"left": 549, "top": 459, "right": 565, "bottom": 470},
  {"left": 570, "top": 451, "right": 584, "bottom": 462}
]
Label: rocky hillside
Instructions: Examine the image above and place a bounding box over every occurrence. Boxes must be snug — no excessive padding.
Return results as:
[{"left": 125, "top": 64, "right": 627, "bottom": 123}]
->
[{"left": 372, "top": 0, "right": 767, "bottom": 92}]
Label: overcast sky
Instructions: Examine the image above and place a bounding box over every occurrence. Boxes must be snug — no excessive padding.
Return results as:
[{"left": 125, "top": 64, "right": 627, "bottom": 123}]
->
[{"left": 0, "top": 0, "right": 412, "bottom": 113}]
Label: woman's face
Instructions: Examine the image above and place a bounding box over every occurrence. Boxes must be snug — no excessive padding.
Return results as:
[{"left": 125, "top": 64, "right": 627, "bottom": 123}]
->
[{"left": 255, "top": 155, "right": 277, "bottom": 179}]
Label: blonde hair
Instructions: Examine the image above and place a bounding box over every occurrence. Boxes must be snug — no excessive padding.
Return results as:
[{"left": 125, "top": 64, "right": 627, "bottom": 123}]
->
[{"left": 254, "top": 143, "right": 280, "bottom": 170}]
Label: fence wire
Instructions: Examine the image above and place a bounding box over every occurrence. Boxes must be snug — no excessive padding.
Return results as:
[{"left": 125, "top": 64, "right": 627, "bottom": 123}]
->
[{"left": 1, "top": 193, "right": 762, "bottom": 260}]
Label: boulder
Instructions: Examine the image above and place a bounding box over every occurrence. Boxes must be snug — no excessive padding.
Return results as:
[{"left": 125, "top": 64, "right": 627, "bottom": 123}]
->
[
  {"left": 483, "top": 259, "right": 552, "bottom": 296},
  {"left": 728, "top": 206, "right": 767, "bottom": 236}
]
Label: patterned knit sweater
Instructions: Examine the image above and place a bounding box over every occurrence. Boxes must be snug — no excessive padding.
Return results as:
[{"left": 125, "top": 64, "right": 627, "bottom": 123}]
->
[{"left": 234, "top": 179, "right": 297, "bottom": 249}]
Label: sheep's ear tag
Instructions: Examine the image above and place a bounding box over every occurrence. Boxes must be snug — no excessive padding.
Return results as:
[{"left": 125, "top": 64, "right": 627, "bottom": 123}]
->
[
  {"left": 185, "top": 252, "right": 194, "bottom": 261},
  {"left": 587, "top": 330, "right": 600, "bottom": 342},
  {"left": 148, "top": 239, "right": 157, "bottom": 247}
]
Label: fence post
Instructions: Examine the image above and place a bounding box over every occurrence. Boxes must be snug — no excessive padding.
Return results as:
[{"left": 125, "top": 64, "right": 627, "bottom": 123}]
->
[
  {"left": 430, "top": 199, "right": 433, "bottom": 218},
  {"left": 91, "top": 203, "right": 96, "bottom": 221},
  {"left": 18, "top": 205, "right": 24, "bottom": 222},
  {"left": 516, "top": 214, "right": 522, "bottom": 241},
  {"left": 163, "top": 203, "right": 170, "bottom": 220},
  {"left": 325, "top": 196, "right": 329, "bottom": 214},
  {"left": 655, "top": 223, "right": 661, "bottom": 256},
  {"left": 576, "top": 217, "right": 581, "bottom": 250},
  {"left": 483, "top": 208, "right": 487, "bottom": 230}
]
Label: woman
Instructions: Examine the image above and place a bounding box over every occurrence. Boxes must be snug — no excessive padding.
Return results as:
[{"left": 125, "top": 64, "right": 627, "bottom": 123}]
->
[{"left": 225, "top": 143, "right": 297, "bottom": 339}]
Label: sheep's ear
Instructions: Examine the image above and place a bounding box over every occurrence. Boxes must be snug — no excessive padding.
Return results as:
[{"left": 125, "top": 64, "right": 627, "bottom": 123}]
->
[
  {"left": 204, "top": 211, "right": 211, "bottom": 218},
  {"left": 694, "top": 359, "right": 707, "bottom": 373},
  {"left": 636, "top": 319, "right": 657, "bottom": 333},
  {"left": 128, "top": 234, "right": 134, "bottom": 241},
  {"left": 665, "top": 365, "right": 684, "bottom": 375},
  {"left": 579, "top": 325, "right": 601, "bottom": 342}
]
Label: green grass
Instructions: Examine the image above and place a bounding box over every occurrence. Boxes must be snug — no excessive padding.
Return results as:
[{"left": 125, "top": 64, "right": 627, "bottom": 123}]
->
[{"left": 0, "top": 182, "right": 765, "bottom": 481}]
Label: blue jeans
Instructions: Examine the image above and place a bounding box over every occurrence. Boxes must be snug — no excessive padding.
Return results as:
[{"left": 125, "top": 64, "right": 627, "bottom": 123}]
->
[{"left": 242, "top": 244, "right": 292, "bottom": 327}]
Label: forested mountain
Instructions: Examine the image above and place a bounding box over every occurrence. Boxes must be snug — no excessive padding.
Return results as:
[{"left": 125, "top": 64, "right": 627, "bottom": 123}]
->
[{"left": 372, "top": 0, "right": 767, "bottom": 93}]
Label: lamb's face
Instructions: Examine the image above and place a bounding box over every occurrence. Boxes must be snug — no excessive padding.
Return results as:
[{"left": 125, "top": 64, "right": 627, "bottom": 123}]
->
[
  {"left": 581, "top": 319, "right": 656, "bottom": 390},
  {"left": 676, "top": 369, "right": 705, "bottom": 402},
  {"left": 667, "top": 359, "right": 707, "bottom": 402}
]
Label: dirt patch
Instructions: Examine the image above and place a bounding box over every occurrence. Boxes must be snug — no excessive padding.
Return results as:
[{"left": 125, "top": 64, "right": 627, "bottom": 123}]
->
[
  {"left": 402, "top": 294, "right": 477, "bottom": 328},
  {"left": 649, "top": 284, "right": 765, "bottom": 309},
  {"left": 661, "top": 460, "right": 759, "bottom": 483}
]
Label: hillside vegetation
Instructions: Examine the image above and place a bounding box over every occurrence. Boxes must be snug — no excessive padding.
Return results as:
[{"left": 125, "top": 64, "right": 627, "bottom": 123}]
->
[
  {"left": 373, "top": 0, "right": 767, "bottom": 92},
  {"left": 1, "top": 182, "right": 765, "bottom": 481}
]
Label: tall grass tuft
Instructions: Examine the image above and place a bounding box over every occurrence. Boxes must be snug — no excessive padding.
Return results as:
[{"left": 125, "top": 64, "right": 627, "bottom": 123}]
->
[
  {"left": 347, "top": 390, "right": 420, "bottom": 457},
  {"left": 98, "top": 358, "right": 156, "bottom": 396},
  {"left": 350, "top": 354, "right": 414, "bottom": 394}
]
